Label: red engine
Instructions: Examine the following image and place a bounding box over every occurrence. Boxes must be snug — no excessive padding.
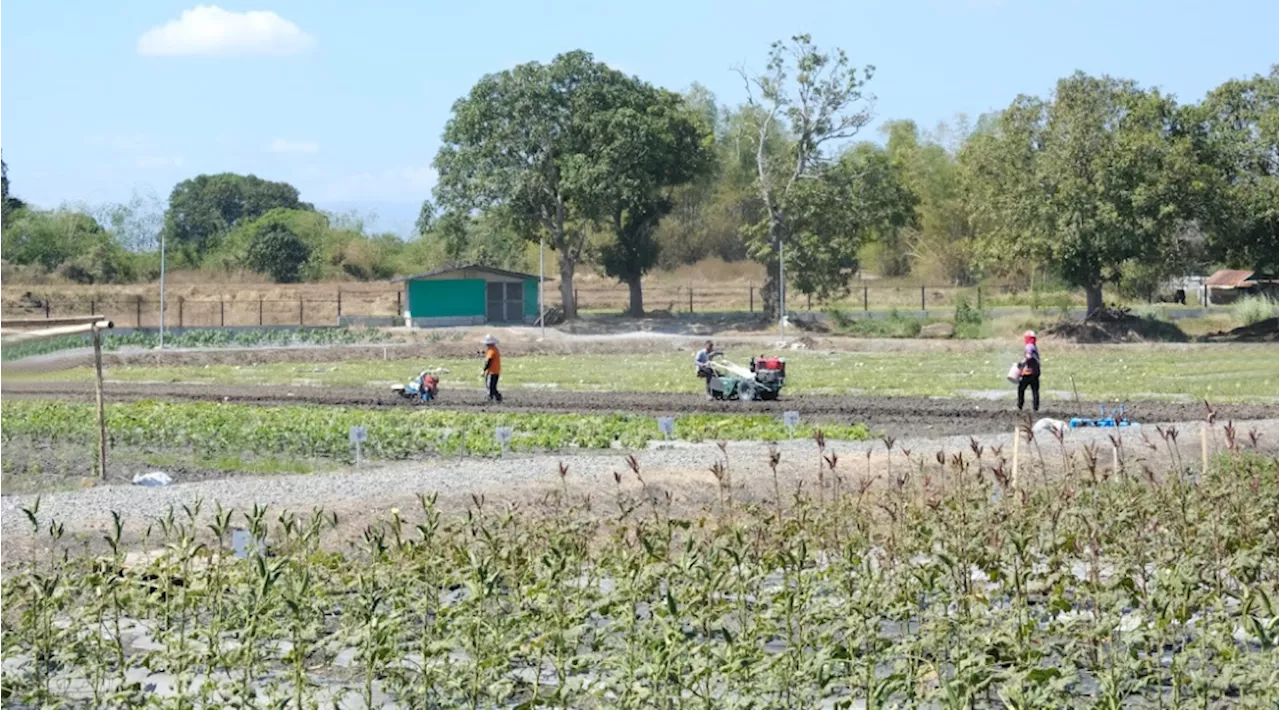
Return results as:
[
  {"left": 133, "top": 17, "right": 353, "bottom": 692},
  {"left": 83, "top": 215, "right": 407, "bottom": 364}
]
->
[{"left": 754, "top": 356, "right": 785, "bottom": 372}]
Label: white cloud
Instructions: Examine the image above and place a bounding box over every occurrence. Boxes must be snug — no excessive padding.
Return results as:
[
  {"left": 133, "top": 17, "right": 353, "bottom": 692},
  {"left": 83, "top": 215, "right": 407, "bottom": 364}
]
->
[
  {"left": 317, "top": 166, "right": 437, "bottom": 202},
  {"left": 137, "top": 5, "right": 315, "bottom": 57},
  {"left": 268, "top": 138, "right": 319, "bottom": 154},
  {"left": 135, "top": 155, "right": 185, "bottom": 169}
]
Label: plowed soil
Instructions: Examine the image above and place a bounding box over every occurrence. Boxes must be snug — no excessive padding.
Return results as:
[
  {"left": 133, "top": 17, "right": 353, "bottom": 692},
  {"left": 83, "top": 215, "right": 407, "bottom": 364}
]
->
[{"left": 5, "top": 381, "right": 1271, "bottom": 437}]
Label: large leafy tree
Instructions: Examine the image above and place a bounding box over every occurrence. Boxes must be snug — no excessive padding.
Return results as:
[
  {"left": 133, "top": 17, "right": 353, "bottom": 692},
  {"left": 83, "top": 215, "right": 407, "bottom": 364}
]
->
[
  {"left": 1187, "top": 66, "right": 1278, "bottom": 272},
  {"left": 586, "top": 84, "right": 716, "bottom": 315},
  {"left": 162, "top": 173, "right": 312, "bottom": 265},
  {"left": 737, "top": 34, "right": 876, "bottom": 317},
  {"left": 784, "top": 143, "right": 917, "bottom": 300},
  {"left": 434, "top": 50, "right": 628, "bottom": 319},
  {"left": 962, "top": 72, "right": 1195, "bottom": 314}
]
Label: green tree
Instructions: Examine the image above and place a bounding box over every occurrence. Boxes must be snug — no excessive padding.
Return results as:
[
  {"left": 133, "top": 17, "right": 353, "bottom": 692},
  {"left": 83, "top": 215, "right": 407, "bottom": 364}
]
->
[
  {"left": 2, "top": 153, "right": 27, "bottom": 224},
  {"left": 246, "top": 224, "right": 311, "bottom": 283},
  {"left": 737, "top": 34, "right": 876, "bottom": 317},
  {"left": 962, "top": 72, "right": 1196, "bottom": 314},
  {"left": 587, "top": 83, "right": 716, "bottom": 315},
  {"left": 783, "top": 143, "right": 917, "bottom": 300},
  {"left": 2, "top": 209, "right": 108, "bottom": 271},
  {"left": 1187, "top": 66, "right": 1279, "bottom": 272},
  {"left": 162, "top": 173, "right": 311, "bottom": 265},
  {"left": 654, "top": 101, "right": 778, "bottom": 268},
  {"left": 434, "top": 50, "right": 628, "bottom": 319},
  {"left": 414, "top": 199, "right": 436, "bottom": 238},
  {"left": 880, "top": 119, "right": 976, "bottom": 283}
]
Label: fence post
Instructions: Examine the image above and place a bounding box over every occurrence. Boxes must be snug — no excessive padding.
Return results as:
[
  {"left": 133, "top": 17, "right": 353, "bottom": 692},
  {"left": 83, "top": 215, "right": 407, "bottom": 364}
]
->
[
  {"left": 574, "top": 288, "right": 579, "bottom": 309},
  {"left": 259, "top": 298, "right": 264, "bottom": 326},
  {"left": 863, "top": 286, "right": 868, "bottom": 312},
  {"left": 689, "top": 287, "right": 694, "bottom": 313},
  {"left": 45, "top": 299, "right": 51, "bottom": 319},
  {"left": 90, "top": 298, "right": 96, "bottom": 317},
  {"left": 299, "top": 297, "right": 304, "bottom": 326},
  {"left": 807, "top": 293, "right": 812, "bottom": 311},
  {"left": 977, "top": 286, "right": 983, "bottom": 311},
  {"left": 396, "top": 290, "right": 402, "bottom": 319},
  {"left": 220, "top": 298, "right": 225, "bottom": 327},
  {"left": 178, "top": 297, "right": 184, "bottom": 328},
  {"left": 136, "top": 296, "right": 142, "bottom": 328},
  {"left": 337, "top": 289, "right": 343, "bottom": 320},
  {"left": 921, "top": 286, "right": 926, "bottom": 313},
  {"left": 749, "top": 284, "right": 754, "bottom": 313}
]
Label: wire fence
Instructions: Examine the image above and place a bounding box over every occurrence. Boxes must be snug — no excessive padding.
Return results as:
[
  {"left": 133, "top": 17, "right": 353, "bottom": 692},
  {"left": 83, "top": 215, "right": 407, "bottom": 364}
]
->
[
  {"left": 1, "top": 283, "right": 1099, "bottom": 328},
  {"left": 0, "top": 292, "right": 403, "bottom": 328}
]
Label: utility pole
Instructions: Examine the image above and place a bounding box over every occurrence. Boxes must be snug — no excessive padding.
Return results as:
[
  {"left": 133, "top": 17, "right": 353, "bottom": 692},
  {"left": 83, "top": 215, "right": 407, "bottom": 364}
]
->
[
  {"left": 159, "top": 229, "right": 166, "bottom": 349},
  {"left": 539, "top": 237, "right": 546, "bottom": 339}
]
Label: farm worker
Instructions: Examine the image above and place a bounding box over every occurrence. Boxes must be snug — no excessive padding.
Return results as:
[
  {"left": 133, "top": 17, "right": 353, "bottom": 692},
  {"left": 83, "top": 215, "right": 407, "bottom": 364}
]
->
[
  {"left": 694, "top": 340, "right": 716, "bottom": 398},
  {"left": 482, "top": 335, "right": 502, "bottom": 403},
  {"left": 1017, "top": 330, "right": 1041, "bottom": 412}
]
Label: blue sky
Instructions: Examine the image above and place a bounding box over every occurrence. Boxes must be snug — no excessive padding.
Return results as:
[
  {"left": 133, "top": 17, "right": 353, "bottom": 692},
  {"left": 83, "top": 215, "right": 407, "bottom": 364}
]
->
[{"left": 3, "top": 0, "right": 1277, "bottom": 235}]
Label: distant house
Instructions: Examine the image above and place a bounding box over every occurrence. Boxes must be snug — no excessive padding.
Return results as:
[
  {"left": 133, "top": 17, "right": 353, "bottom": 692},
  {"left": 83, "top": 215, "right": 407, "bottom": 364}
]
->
[
  {"left": 392, "top": 265, "right": 541, "bottom": 327},
  {"left": 1204, "top": 269, "right": 1279, "bottom": 305}
]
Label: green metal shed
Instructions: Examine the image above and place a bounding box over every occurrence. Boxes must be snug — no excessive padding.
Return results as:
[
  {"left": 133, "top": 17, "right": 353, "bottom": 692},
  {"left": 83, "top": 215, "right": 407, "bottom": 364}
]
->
[{"left": 392, "top": 265, "right": 541, "bottom": 327}]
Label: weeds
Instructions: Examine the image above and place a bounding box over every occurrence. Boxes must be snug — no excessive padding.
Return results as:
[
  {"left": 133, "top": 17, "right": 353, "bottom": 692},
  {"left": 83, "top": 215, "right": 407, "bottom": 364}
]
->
[{"left": 1230, "top": 294, "right": 1279, "bottom": 327}]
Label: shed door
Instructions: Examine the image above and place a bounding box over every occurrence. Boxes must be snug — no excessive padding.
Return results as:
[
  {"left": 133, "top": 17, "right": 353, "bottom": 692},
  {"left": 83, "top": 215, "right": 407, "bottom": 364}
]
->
[{"left": 486, "top": 282, "right": 524, "bottom": 323}]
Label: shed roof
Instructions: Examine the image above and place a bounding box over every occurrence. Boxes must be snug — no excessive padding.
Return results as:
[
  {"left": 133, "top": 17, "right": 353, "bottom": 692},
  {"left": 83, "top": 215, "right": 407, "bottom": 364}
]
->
[
  {"left": 1205, "top": 269, "right": 1256, "bottom": 288},
  {"left": 392, "top": 264, "right": 541, "bottom": 283}
]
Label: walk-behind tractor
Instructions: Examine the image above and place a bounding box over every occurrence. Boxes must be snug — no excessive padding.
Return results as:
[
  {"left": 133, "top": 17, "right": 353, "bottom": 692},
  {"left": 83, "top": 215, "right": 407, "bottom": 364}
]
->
[
  {"left": 392, "top": 370, "right": 439, "bottom": 403},
  {"left": 704, "top": 353, "right": 787, "bottom": 401}
]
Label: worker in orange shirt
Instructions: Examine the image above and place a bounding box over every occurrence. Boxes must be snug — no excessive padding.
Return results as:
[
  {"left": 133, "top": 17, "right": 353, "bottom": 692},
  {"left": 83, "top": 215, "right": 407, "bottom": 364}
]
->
[{"left": 482, "top": 334, "right": 502, "bottom": 403}]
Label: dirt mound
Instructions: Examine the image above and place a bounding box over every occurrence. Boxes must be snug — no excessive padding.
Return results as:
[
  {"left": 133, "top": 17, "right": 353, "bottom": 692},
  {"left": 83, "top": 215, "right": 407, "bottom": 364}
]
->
[
  {"left": 1201, "top": 317, "right": 1279, "bottom": 343},
  {"left": 1044, "top": 307, "right": 1188, "bottom": 343}
]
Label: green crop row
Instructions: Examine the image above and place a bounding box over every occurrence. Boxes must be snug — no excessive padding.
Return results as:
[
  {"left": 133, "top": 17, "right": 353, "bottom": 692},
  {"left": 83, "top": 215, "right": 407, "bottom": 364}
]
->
[
  {"left": 0, "top": 327, "right": 393, "bottom": 361},
  {"left": 3, "top": 452, "right": 1275, "bottom": 707},
  {"left": 0, "top": 400, "right": 872, "bottom": 461}
]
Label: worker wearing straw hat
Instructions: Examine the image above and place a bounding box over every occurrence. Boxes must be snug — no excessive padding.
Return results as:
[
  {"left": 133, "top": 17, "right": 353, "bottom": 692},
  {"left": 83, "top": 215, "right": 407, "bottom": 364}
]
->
[{"left": 482, "top": 334, "right": 503, "bottom": 403}]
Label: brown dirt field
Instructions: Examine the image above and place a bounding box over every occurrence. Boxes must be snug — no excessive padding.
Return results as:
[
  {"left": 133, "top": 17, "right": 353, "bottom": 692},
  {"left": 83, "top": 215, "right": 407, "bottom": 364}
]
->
[{"left": 4, "top": 380, "right": 1270, "bottom": 438}]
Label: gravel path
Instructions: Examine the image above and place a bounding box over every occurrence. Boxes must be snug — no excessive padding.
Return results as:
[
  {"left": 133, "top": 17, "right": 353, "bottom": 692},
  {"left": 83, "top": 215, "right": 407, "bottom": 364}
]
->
[{"left": 5, "top": 419, "right": 1274, "bottom": 557}]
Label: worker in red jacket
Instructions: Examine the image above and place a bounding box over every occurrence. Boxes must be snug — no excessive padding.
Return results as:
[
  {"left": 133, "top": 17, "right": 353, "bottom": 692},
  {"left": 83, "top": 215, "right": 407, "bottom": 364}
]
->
[{"left": 1018, "top": 330, "right": 1041, "bottom": 412}]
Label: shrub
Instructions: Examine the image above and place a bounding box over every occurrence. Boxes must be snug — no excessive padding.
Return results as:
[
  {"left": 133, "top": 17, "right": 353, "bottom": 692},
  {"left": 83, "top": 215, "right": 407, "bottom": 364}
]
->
[
  {"left": 1230, "top": 294, "right": 1278, "bottom": 326},
  {"left": 953, "top": 295, "right": 983, "bottom": 326},
  {"left": 246, "top": 226, "right": 311, "bottom": 283}
]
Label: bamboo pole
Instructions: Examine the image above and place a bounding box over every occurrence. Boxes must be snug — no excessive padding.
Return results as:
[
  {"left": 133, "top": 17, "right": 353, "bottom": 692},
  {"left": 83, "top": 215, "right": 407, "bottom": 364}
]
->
[
  {"left": 1, "top": 320, "right": 113, "bottom": 344},
  {"left": 1200, "top": 423, "right": 1209, "bottom": 477},
  {"left": 93, "top": 324, "right": 109, "bottom": 480},
  {"left": 1011, "top": 425, "right": 1020, "bottom": 490},
  {"left": 2, "top": 315, "right": 109, "bottom": 328}
]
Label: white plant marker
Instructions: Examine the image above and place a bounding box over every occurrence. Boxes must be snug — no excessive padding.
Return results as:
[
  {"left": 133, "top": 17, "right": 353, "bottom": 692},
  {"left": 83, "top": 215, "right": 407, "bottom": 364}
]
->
[
  {"left": 495, "top": 426, "right": 513, "bottom": 458},
  {"left": 783, "top": 411, "right": 800, "bottom": 439},
  {"left": 657, "top": 417, "right": 675, "bottom": 441},
  {"left": 349, "top": 426, "right": 367, "bottom": 466}
]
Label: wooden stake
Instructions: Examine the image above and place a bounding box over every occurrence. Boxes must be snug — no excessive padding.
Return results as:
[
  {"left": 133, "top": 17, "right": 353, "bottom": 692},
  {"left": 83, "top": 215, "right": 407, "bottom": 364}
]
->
[
  {"left": 1011, "top": 425, "right": 1020, "bottom": 490},
  {"left": 93, "top": 325, "right": 108, "bottom": 480},
  {"left": 1201, "top": 423, "right": 1209, "bottom": 477},
  {"left": 1112, "top": 443, "right": 1120, "bottom": 480}
]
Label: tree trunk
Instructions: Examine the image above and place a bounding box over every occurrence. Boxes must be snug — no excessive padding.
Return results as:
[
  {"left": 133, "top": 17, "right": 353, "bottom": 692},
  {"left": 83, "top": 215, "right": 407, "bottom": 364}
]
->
[
  {"left": 1085, "top": 284, "right": 1104, "bottom": 318},
  {"left": 559, "top": 253, "right": 578, "bottom": 320},
  {"left": 759, "top": 217, "right": 786, "bottom": 319},
  {"left": 625, "top": 276, "right": 644, "bottom": 317}
]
